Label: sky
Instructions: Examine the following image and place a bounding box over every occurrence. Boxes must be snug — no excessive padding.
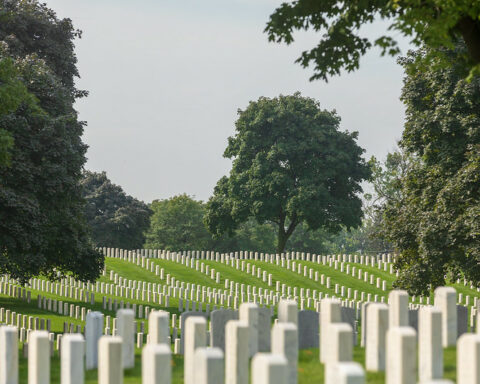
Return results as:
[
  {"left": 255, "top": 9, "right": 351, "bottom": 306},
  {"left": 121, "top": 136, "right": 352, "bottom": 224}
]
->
[{"left": 44, "top": 0, "right": 411, "bottom": 203}]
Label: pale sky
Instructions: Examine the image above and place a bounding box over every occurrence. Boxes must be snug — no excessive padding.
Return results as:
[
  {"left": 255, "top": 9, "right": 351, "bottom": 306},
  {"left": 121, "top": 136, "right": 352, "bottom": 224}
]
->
[{"left": 44, "top": 0, "right": 410, "bottom": 203}]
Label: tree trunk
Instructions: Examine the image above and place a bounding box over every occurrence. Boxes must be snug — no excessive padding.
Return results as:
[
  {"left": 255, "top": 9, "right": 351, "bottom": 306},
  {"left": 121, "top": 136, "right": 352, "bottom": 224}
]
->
[
  {"left": 456, "top": 17, "right": 480, "bottom": 64},
  {"left": 277, "top": 226, "right": 288, "bottom": 254}
]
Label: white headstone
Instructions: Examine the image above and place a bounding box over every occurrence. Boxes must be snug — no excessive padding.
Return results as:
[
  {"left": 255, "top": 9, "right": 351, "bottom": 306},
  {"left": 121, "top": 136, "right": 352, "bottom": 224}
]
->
[
  {"left": 386, "top": 327, "right": 416, "bottom": 384},
  {"left": 457, "top": 333, "right": 480, "bottom": 384},
  {"left": 271, "top": 323, "right": 298, "bottom": 384},
  {"left": 98, "top": 336, "right": 123, "bottom": 384},
  {"left": 194, "top": 347, "right": 224, "bottom": 384},
  {"left": 251, "top": 353, "right": 288, "bottom": 384},
  {"left": 418, "top": 306, "right": 443, "bottom": 383},
  {"left": 0, "top": 326, "right": 18, "bottom": 384},
  {"left": 116, "top": 309, "right": 135, "bottom": 369},
  {"left": 239, "top": 303, "right": 259, "bottom": 357},
  {"left": 86, "top": 311, "right": 103, "bottom": 369},
  {"left": 29, "top": 331, "right": 50, "bottom": 384},
  {"left": 366, "top": 303, "right": 388, "bottom": 371},
  {"left": 61, "top": 334, "right": 85, "bottom": 384},
  {"left": 142, "top": 344, "right": 171, "bottom": 384},
  {"left": 148, "top": 310, "right": 169, "bottom": 345},
  {"left": 434, "top": 287, "right": 457, "bottom": 347},
  {"left": 184, "top": 317, "right": 207, "bottom": 384}
]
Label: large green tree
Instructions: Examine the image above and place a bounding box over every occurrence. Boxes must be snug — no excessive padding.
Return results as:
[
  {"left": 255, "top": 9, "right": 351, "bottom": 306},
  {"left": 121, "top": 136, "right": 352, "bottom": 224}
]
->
[
  {"left": 265, "top": 0, "right": 480, "bottom": 81},
  {"left": 0, "top": 1, "right": 102, "bottom": 282},
  {"left": 205, "top": 93, "right": 371, "bottom": 253},
  {"left": 81, "top": 171, "right": 151, "bottom": 249},
  {"left": 145, "top": 194, "right": 212, "bottom": 251},
  {"left": 383, "top": 44, "right": 480, "bottom": 295}
]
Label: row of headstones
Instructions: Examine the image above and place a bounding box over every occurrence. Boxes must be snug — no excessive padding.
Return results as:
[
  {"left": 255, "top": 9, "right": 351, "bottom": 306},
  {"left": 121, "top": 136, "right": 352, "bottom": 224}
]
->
[
  {"left": 102, "top": 248, "right": 389, "bottom": 303},
  {"left": 106, "top": 252, "right": 386, "bottom": 312},
  {"left": 0, "top": 299, "right": 331, "bottom": 384},
  {"left": 101, "top": 246, "right": 393, "bottom": 265},
  {"left": 98, "top": 248, "right": 394, "bottom": 318},
  {"left": 3, "top": 290, "right": 477, "bottom": 384}
]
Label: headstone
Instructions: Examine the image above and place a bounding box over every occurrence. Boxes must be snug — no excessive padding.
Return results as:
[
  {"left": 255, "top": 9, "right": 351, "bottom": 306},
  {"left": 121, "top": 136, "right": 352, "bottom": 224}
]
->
[
  {"left": 86, "top": 312, "right": 103, "bottom": 369},
  {"left": 278, "top": 300, "right": 298, "bottom": 325},
  {"left": 61, "top": 334, "right": 85, "bottom": 384},
  {"left": 330, "top": 362, "right": 365, "bottom": 384},
  {"left": 457, "top": 333, "right": 480, "bottom": 384},
  {"left": 418, "top": 306, "right": 443, "bottom": 383},
  {"left": 341, "top": 307, "right": 357, "bottom": 345},
  {"left": 239, "top": 303, "right": 259, "bottom": 357},
  {"left": 194, "top": 347, "right": 224, "bottom": 384},
  {"left": 386, "top": 327, "right": 416, "bottom": 384},
  {"left": 271, "top": 323, "right": 298, "bottom": 384},
  {"left": 0, "top": 326, "right": 18, "bottom": 384},
  {"left": 29, "top": 331, "right": 50, "bottom": 384},
  {"left": 142, "top": 344, "right": 171, "bottom": 384},
  {"left": 320, "top": 299, "right": 341, "bottom": 363},
  {"left": 389, "top": 290, "right": 409, "bottom": 328},
  {"left": 324, "top": 323, "right": 353, "bottom": 383},
  {"left": 225, "top": 320, "right": 249, "bottom": 384},
  {"left": 179, "top": 311, "right": 208, "bottom": 354},
  {"left": 434, "top": 287, "right": 457, "bottom": 347},
  {"left": 184, "top": 316, "right": 207, "bottom": 384},
  {"left": 457, "top": 305, "right": 468, "bottom": 338},
  {"left": 210, "top": 309, "right": 238, "bottom": 352},
  {"left": 258, "top": 307, "right": 272, "bottom": 352},
  {"left": 148, "top": 310, "right": 169, "bottom": 345},
  {"left": 298, "top": 310, "right": 319, "bottom": 349},
  {"left": 116, "top": 309, "right": 135, "bottom": 369},
  {"left": 408, "top": 309, "right": 418, "bottom": 332},
  {"left": 251, "top": 353, "right": 288, "bottom": 384},
  {"left": 366, "top": 303, "right": 388, "bottom": 372},
  {"left": 98, "top": 336, "right": 123, "bottom": 384}
]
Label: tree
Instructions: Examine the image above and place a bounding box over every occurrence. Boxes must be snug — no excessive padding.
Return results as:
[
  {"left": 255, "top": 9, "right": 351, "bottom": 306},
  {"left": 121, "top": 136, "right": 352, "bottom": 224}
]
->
[
  {"left": 205, "top": 93, "right": 371, "bottom": 253},
  {"left": 0, "top": 44, "right": 39, "bottom": 167},
  {"left": 0, "top": 0, "right": 102, "bottom": 282},
  {"left": 81, "top": 171, "right": 151, "bottom": 249},
  {"left": 383, "top": 44, "right": 480, "bottom": 295},
  {"left": 145, "top": 194, "right": 213, "bottom": 251},
  {"left": 265, "top": 0, "right": 480, "bottom": 81},
  {"left": 211, "top": 219, "right": 277, "bottom": 254}
]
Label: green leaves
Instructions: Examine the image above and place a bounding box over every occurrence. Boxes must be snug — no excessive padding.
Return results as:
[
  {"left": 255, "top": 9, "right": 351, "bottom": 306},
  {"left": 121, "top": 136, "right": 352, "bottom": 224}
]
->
[
  {"left": 265, "top": 0, "right": 480, "bottom": 81},
  {"left": 81, "top": 171, "right": 151, "bottom": 249},
  {"left": 0, "top": 0, "right": 102, "bottom": 283},
  {"left": 383, "top": 44, "right": 480, "bottom": 295},
  {"left": 205, "top": 93, "right": 371, "bottom": 253}
]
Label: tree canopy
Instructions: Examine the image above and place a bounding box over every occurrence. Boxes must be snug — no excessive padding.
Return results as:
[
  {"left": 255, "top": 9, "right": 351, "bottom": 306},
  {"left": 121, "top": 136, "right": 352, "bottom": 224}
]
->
[
  {"left": 265, "top": 0, "right": 480, "bottom": 81},
  {"left": 383, "top": 44, "right": 480, "bottom": 295},
  {"left": 0, "top": 0, "right": 102, "bottom": 282},
  {"left": 81, "top": 171, "right": 151, "bottom": 250},
  {"left": 205, "top": 93, "right": 371, "bottom": 253},
  {"left": 144, "top": 194, "right": 212, "bottom": 251}
]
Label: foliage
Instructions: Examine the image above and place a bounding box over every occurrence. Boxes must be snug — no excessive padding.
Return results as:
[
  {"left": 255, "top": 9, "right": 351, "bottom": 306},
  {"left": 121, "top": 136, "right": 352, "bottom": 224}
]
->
[
  {"left": 0, "top": 0, "right": 102, "bottom": 282},
  {"left": 265, "top": 0, "right": 480, "bottom": 81},
  {"left": 144, "top": 194, "right": 212, "bottom": 251},
  {"left": 81, "top": 171, "right": 151, "bottom": 249},
  {"left": 383, "top": 44, "right": 480, "bottom": 295},
  {"left": 0, "top": 44, "right": 40, "bottom": 167},
  {"left": 205, "top": 93, "right": 371, "bottom": 253},
  {"left": 211, "top": 219, "right": 277, "bottom": 254}
]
